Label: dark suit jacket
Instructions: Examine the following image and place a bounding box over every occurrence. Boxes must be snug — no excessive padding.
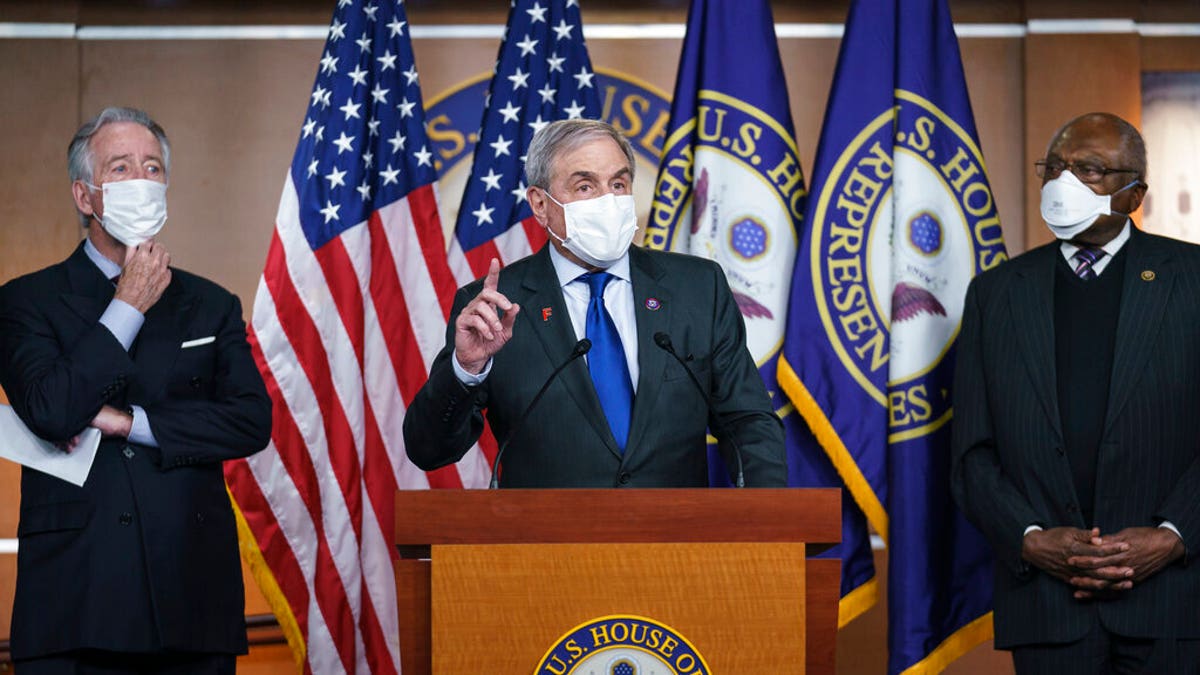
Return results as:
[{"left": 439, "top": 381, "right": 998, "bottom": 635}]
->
[
  {"left": 404, "top": 245, "right": 786, "bottom": 487},
  {"left": 0, "top": 242, "right": 272, "bottom": 659},
  {"left": 952, "top": 227, "right": 1200, "bottom": 647}
]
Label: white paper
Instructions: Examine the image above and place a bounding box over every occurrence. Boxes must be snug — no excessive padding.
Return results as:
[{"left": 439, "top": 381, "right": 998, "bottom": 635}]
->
[{"left": 0, "top": 405, "right": 100, "bottom": 486}]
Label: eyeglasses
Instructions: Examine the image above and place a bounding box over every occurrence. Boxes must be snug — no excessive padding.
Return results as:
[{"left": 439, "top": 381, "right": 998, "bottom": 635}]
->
[{"left": 1035, "top": 159, "right": 1139, "bottom": 184}]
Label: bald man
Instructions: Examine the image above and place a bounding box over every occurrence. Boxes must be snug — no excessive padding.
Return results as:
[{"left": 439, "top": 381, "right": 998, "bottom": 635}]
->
[{"left": 952, "top": 112, "right": 1200, "bottom": 673}]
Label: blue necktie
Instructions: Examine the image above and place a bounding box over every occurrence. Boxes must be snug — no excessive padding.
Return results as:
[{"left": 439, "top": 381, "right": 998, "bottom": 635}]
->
[{"left": 581, "top": 272, "right": 633, "bottom": 451}]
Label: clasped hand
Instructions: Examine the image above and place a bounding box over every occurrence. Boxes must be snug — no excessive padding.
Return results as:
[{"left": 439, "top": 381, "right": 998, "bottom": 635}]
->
[
  {"left": 454, "top": 259, "right": 520, "bottom": 374},
  {"left": 1022, "top": 526, "right": 1185, "bottom": 600}
]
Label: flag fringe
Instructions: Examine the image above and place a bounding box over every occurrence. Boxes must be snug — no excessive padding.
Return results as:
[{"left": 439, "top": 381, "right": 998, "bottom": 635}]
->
[
  {"left": 777, "top": 356, "right": 890, "bottom": 541},
  {"left": 838, "top": 574, "right": 879, "bottom": 629},
  {"left": 897, "top": 611, "right": 994, "bottom": 675},
  {"left": 227, "top": 488, "right": 307, "bottom": 672}
]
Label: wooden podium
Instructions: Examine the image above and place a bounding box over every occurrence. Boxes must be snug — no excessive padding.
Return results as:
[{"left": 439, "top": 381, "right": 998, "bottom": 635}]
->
[{"left": 394, "top": 488, "right": 840, "bottom": 674}]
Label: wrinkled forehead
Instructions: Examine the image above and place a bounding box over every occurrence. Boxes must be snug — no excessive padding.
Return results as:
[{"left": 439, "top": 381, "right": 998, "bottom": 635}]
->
[
  {"left": 1048, "top": 118, "right": 1126, "bottom": 159},
  {"left": 548, "top": 135, "right": 629, "bottom": 182}
]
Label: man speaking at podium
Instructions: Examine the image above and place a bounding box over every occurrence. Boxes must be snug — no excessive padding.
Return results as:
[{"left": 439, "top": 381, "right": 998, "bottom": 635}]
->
[{"left": 405, "top": 119, "right": 785, "bottom": 488}]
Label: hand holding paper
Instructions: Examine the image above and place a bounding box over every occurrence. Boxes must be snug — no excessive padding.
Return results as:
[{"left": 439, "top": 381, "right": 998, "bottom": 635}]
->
[{"left": 0, "top": 404, "right": 101, "bottom": 487}]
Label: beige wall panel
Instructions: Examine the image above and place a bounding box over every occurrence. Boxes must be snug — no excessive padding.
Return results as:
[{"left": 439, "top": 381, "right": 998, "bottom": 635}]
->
[
  {"left": 0, "top": 554, "right": 13, "bottom": 642},
  {"left": 961, "top": 38, "right": 1026, "bottom": 254},
  {"left": 1023, "top": 33, "right": 1141, "bottom": 250},
  {"left": 0, "top": 40, "right": 83, "bottom": 289},
  {"left": 1142, "top": 36, "right": 1200, "bottom": 71},
  {"left": 78, "top": 38, "right": 324, "bottom": 311}
]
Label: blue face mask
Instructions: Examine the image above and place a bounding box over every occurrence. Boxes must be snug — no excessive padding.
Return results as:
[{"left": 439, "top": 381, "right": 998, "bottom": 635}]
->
[{"left": 1040, "top": 170, "right": 1138, "bottom": 240}]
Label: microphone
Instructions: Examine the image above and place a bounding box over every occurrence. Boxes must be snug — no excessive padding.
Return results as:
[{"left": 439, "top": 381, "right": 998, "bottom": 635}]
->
[
  {"left": 653, "top": 331, "right": 745, "bottom": 488},
  {"left": 488, "top": 338, "right": 591, "bottom": 489}
]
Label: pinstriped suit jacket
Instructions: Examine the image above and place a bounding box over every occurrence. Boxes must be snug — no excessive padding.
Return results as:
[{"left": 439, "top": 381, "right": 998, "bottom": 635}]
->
[{"left": 952, "top": 227, "right": 1200, "bottom": 647}]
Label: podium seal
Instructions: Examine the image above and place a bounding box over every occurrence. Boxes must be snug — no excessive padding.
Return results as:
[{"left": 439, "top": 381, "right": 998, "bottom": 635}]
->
[{"left": 536, "top": 615, "right": 712, "bottom": 674}]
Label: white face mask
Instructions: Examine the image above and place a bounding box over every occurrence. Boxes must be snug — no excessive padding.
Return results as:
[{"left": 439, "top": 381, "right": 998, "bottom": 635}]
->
[
  {"left": 543, "top": 190, "right": 638, "bottom": 268},
  {"left": 87, "top": 179, "right": 168, "bottom": 246},
  {"left": 1040, "top": 170, "right": 1137, "bottom": 240}
]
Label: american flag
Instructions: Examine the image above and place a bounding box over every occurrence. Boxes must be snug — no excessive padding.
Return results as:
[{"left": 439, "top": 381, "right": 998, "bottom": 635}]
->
[
  {"left": 223, "top": 1, "right": 488, "bottom": 673},
  {"left": 449, "top": 0, "right": 601, "bottom": 280}
]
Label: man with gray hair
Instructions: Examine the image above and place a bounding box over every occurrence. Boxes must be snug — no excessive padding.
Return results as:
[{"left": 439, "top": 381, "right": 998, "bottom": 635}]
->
[
  {"left": 0, "top": 107, "right": 271, "bottom": 673},
  {"left": 405, "top": 118, "right": 786, "bottom": 487}
]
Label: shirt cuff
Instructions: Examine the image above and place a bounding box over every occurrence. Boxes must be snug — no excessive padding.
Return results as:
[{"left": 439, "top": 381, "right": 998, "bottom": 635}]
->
[
  {"left": 99, "top": 298, "right": 145, "bottom": 351},
  {"left": 127, "top": 405, "right": 160, "bottom": 447},
  {"left": 1159, "top": 521, "right": 1183, "bottom": 540},
  {"left": 1024, "top": 524, "right": 1043, "bottom": 536},
  {"left": 452, "top": 352, "right": 492, "bottom": 386}
]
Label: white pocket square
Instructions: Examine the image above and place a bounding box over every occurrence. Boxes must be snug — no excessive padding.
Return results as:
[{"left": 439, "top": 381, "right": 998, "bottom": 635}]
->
[{"left": 181, "top": 336, "right": 216, "bottom": 349}]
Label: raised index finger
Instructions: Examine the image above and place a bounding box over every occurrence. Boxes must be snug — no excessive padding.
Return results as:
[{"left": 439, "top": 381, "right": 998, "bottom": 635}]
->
[{"left": 483, "top": 258, "right": 501, "bottom": 292}]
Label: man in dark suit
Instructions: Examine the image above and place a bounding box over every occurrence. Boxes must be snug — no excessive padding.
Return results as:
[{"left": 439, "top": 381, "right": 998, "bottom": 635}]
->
[
  {"left": 405, "top": 119, "right": 785, "bottom": 487},
  {"left": 952, "top": 112, "right": 1200, "bottom": 673},
  {"left": 0, "top": 107, "right": 272, "bottom": 674}
]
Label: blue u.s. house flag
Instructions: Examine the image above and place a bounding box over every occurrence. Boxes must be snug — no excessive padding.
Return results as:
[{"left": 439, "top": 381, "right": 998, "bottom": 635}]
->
[
  {"left": 648, "top": 0, "right": 879, "bottom": 629},
  {"left": 777, "top": 0, "right": 1007, "bottom": 672}
]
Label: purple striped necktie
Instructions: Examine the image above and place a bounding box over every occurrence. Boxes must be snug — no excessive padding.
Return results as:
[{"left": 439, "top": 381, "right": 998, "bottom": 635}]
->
[{"left": 1073, "top": 247, "right": 1106, "bottom": 280}]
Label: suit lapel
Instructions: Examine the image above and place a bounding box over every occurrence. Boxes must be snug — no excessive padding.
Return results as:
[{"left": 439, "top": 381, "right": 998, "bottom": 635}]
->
[
  {"left": 517, "top": 247, "right": 620, "bottom": 457},
  {"left": 127, "top": 282, "right": 194, "bottom": 404},
  {"left": 624, "top": 247, "right": 672, "bottom": 462},
  {"left": 60, "top": 242, "right": 194, "bottom": 406},
  {"left": 1008, "top": 244, "right": 1063, "bottom": 441},
  {"left": 61, "top": 243, "right": 114, "bottom": 324},
  {"left": 1104, "top": 229, "right": 1172, "bottom": 436}
]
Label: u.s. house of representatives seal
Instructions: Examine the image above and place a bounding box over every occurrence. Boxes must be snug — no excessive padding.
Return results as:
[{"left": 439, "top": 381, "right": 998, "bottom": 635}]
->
[
  {"left": 536, "top": 615, "right": 712, "bottom": 675},
  {"left": 810, "top": 90, "right": 1006, "bottom": 441}
]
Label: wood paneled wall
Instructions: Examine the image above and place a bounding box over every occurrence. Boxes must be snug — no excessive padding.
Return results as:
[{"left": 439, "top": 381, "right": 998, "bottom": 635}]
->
[{"left": 0, "top": 1, "right": 1197, "bottom": 672}]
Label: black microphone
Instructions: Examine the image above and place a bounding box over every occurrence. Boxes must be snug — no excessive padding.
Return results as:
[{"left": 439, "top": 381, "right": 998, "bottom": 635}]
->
[
  {"left": 654, "top": 331, "right": 745, "bottom": 488},
  {"left": 488, "top": 338, "right": 591, "bottom": 489}
]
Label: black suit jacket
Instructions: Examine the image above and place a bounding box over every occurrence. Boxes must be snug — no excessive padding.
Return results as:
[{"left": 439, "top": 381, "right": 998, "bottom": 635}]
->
[
  {"left": 404, "top": 245, "right": 786, "bottom": 487},
  {"left": 0, "top": 242, "right": 272, "bottom": 659},
  {"left": 952, "top": 227, "right": 1200, "bottom": 647}
]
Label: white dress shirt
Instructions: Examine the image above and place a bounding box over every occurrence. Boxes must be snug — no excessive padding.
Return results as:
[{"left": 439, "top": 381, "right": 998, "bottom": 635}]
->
[{"left": 1059, "top": 220, "right": 1131, "bottom": 276}]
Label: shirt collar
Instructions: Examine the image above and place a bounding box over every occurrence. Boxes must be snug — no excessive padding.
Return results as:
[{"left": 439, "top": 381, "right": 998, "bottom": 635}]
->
[
  {"left": 1060, "top": 219, "right": 1132, "bottom": 260},
  {"left": 84, "top": 236, "right": 123, "bottom": 280},
  {"left": 547, "top": 241, "right": 631, "bottom": 288}
]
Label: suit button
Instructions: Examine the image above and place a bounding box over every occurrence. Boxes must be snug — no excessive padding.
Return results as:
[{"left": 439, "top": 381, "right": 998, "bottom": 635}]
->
[
  {"left": 190, "top": 376, "right": 202, "bottom": 389},
  {"left": 122, "top": 446, "right": 135, "bottom": 459},
  {"left": 119, "top": 512, "right": 132, "bottom": 525},
  {"left": 618, "top": 472, "right": 631, "bottom": 486},
  {"left": 1066, "top": 503, "right": 1078, "bottom": 513},
  {"left": 195, "top": 512, "right": 205, "bottom": 524}
]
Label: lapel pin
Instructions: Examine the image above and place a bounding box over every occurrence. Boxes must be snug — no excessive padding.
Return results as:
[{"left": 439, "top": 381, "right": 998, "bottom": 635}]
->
[
  {"left": 541, "top": 307, "right": 553, "bottom": 321},
  {"left": 645, "top": 297, "right": 661, "bottom": 311},
  {"left": 1141, "top": 270, "right": 1156, "bottom": 282}
]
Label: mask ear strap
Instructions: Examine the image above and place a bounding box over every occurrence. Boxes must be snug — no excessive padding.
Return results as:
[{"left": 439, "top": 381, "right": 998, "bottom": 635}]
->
[{"left": 1113, "top": 179, "right": 1142, "bottom": 195}]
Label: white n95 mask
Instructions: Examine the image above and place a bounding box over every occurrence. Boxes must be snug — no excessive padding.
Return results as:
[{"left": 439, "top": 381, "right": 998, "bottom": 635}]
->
[
  {"left": 1040, "top": 170, "right": 1137, "bottom": 241},
  {"left": 543, "top": 191, "right": 638, "bottom": 268},
  {"left": 88, "top": 179, "right": 168, "bottom": 246}
]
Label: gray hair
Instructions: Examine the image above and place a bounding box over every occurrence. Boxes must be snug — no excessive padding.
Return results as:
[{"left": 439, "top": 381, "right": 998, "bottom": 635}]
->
[
  {"left": 68, "top": 107, "right": 170, "bottom": 226},
  {"left": 524, "top": 119, "right": 636, "bottom": 189}
]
